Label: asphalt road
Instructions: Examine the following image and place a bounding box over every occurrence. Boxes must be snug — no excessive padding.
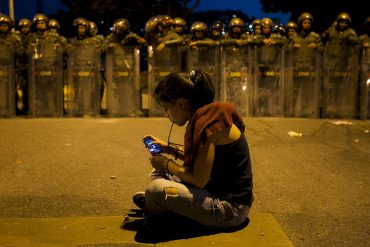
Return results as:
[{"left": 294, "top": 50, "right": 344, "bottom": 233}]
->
[{"left": 0, "top": 117, "right": 369, "bottom": 246}]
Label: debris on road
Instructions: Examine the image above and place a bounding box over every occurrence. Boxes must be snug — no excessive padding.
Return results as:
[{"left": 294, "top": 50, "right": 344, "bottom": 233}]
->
[
  {"left": 329, "top": 120, "right": 353, "bottom": 125},
  {"left": 288, "top": 131, "right": 303, "bottom": 137}
]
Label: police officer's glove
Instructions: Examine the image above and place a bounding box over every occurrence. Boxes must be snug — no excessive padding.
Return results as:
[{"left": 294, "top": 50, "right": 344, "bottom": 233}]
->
[{"left": 150, "top": 155, "right": 170, "bottom": 171}]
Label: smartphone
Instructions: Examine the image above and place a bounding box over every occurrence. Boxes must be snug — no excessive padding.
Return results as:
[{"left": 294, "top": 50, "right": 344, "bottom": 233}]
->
[{"left": 142, "top": 137, "right": 162, "bottom": 155}]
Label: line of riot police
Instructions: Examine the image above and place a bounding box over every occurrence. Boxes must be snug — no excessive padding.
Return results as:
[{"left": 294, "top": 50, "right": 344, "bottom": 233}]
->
[{"left": 0, "top": 12, "right": 369, "bottom": 119}]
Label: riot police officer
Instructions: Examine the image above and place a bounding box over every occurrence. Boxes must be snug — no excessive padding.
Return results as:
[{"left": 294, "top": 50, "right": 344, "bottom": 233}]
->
[
  {"left": 144, "top": 15, "right": 162, "bottom": 46},
  {"left": 25, "top": 13, "right": 65, "bottom": 52},
  {"left": 172, "top": 17, "right": 190, "bottom": 41},
  {"left": 104, "top": 18, "right": 146, "bottom": 47},
  {"left": 321, "top": 12, "right": 358, "bottom": 46},
  {"left": 17, "top": 18, "right": 31, "bottom": 43},
  {"left": 252, "top": 19, "right": 262, "bottom": 35},
  {"left": 103, "top": 18, "right": 146, "bottom": 117},
  {"left": 23, "top": 13, "right": 65, "bottom": 117},
  {"left": 189, "top": 22, "right": 215, "bottom": 47},
  {"left": 286, "top": 12, "right": 322, "bottom": 117},
  {"left": 0, "top": 14, "right": 23, "bottom": 115},
  {"left": 209, "top": 21, "right": 225, "bottom": 41},
  {"left": 89, "top": 21, "right": 105, "bottom": 47},
  {"left": 225, "top": 17, "right": 249, "bottom": 40},
  {"left": 0, "top": 15, "right": 23, "bottom": 56},
  {"left": 69, "top": 17, "right": 95, "bottom": 46},
  {"left": 222, "top": 17, "right": 249, "bottom": 47},
  {"left": 285, "top": 21, "right": 298, "bottom": 40},
  {"left": 273, "top": 24, "right": 286, "bottom": 38},
  {"left": 321, "top": 12, "right": 359, "bottom": 118},
  {"left": 292, "top": 13, "right": 321, "bottom": 50},
  {"left": 65, "top": 17, "right": 103, "bottom": 116},
  {"left": 248, "top": 17, "right": 285, "bottom": 47},
  {"left": 155, "top": 15, "right": 184, "bottom": 52},
  {"left": 48, "top": 19, "right": 68, "bottom": 49}
]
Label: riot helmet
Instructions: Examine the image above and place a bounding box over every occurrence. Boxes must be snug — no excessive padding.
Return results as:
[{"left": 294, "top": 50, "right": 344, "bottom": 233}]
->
[
  {"left": 32, "top": 13, "right": 49, "bottom": 25},
  {"left": 336, "top": 12, "right": 351, "bottom": 31},
  {"left": 32, "top": 13, "right": 49, "bottom": 31},
  {"left": 229, "top": 17, "right": 244, "bottom": 28},
  {"left": 210, "top": 21, "right": 224, "bottom": 39},
  {"left": 190, "top": 22, "right": 208, "bottom": 33},
  {"left": 336, "top": 12, "right": 352, "bottom": 23},
  {"left": 285, "top": 21, "right": 298, "bottom": 38},
  {"left": 161, "top": 15, "right": 173, "bottom": 27},
  {"left": 112, "top": 18, "right": 130, "bottom": 36},
  {"left": 0, "top": 14, "right": 13, "bottom": 29},
  {"left": 298, "top": 12, "right": 313, "bottom": 24},
  {"left": 48, "top": 19, "right": 60, "bottom": 31},
  {"left": 285, "top": 21, "right": 298, "bottom": 30},
  {"left": 252, "top": 19, "right": 262, "bottom": 35},
  {"left": 173, "top": 17, "right": 187, "bottom": 34},
  {"left": 261, "top": 17, "right": 273, "bottom": 36},
  {"left": 0, "top": 14, "right": 13, "bottom": 34},
  {"left": 18, "top": 18, "right": 31, "bottom": 28},
  {"left": 261, "top": 18, "right": 273, "bottom": 27},
  {"left": 211, "top": 21, "right": 224, "bottom": 32},
  {"left": 89, "top": 21, "right": 98, "bottom": 36},
  {"left": 18, "top": 18, "right": 31, "bottom": 35},
  {"left": 73, "top": 17, "right": 90, "bottom": 36},
  {"left": 145, "top": 16, "right": 161, "bottom": 34},
  {"left": 173, "top": 17, "right": 186, "bottom": 28},
  {"left": 273, "top": 24, "right": 285, "bottom": 36},
  {"left": 190, "top": 22, "right": 208, "bottom": 39}
]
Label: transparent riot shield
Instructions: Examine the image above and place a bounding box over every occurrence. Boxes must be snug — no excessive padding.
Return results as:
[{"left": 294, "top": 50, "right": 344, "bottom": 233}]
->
[
  {"left": 187, "top": 45, "right": 221, "bottom": 101},
  {"left": 148, "top": 45, "right": 183, "bottom": 117},
  {"left": 66, "top": 45, "right": 100, "bottom": 117},
  {"left": 252, "top": 45, "right": 285, "bottom": 117},
  {"left": 220, "top": 46, "right": 252, "bottom": 117},
  {"left": 105, "top": 45, "right": 141, "bottom": 117},
  {"left": 322, "top": 43, "right": 359, "bottom": 118},
  {"left": 0, "top": 41, "right": 15, "bottom": 117},
  {"left": 360, "top": 48, "right": 370, "bottom": 119},
  {"left": 285, "top": 46, "right": 321, "bottom": 118},
  {"left": 28, "top": 40, "right": 63, "bottom": 117}
]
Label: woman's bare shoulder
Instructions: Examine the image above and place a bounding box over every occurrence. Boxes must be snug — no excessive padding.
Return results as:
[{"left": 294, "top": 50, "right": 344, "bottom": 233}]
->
[{"left": 211, "top": 124, "right": 241, "bottom": 145}]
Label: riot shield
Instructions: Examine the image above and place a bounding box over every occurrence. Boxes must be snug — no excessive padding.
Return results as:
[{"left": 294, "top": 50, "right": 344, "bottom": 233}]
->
[
  {"left": 28, "top": 40, "right": 64, "bottom": 117},
  {"left": 66, "top": 45, "right": 100, "bottom": 117},
  {"left": 187, "top": 45, "right": 221, "bottom": 101},
  {"left": 322, "top": 43, "right": 359, "bottom": 118},
  {"left": 105, "top": 45, "right": 141, "bottom": 117},
  {"left": 0, "top": 41, "right": 15, "bottom": 117},
  {"left": 147, "top": 45, "right": 183, "bottom": 117},
  {"left": 252, "top": 45, "right": 285, "bottom": 117},
  {"left": 285, "top": 46, "right": 321, "bottom": 118},
  {"left": 220, "top": 46, "right": 251, "bottom": 117},
  {"left": 360, "top": 48, "right": 370, "bottom": 119}
]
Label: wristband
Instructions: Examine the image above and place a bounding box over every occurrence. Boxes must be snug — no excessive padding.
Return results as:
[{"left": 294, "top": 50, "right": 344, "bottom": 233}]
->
[
  {"left": 166, "top": 159, "right": 173, "bottom": 172},
  {"left": 174, "top": 147, "right": 179, "bottom": 160}
]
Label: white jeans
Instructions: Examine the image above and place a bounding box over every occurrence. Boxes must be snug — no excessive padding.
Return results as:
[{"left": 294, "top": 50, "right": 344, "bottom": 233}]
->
[{"left": 144, "top": 171, "right": 250, "bottom": 228}]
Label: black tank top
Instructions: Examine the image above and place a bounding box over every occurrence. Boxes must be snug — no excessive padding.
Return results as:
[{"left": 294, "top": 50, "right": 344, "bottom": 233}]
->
[{"left": 205, "top": 134, "right": 254, "bottom": 206}]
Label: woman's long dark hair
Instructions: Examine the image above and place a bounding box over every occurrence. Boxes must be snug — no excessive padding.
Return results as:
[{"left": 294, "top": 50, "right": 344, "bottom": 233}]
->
[{"left": 153, "top": 70, "right": 215, "bottom": 110}]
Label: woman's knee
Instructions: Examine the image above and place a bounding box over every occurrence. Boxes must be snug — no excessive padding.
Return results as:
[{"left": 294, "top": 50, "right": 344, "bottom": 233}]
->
[{"left": 145, "top": 179, "right": 167, "bottom": 211}]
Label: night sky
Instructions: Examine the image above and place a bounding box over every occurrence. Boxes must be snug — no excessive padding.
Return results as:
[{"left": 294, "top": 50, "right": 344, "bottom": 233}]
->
[{"left": 0, "top": 0, "right": 290, "bottom": 23}]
